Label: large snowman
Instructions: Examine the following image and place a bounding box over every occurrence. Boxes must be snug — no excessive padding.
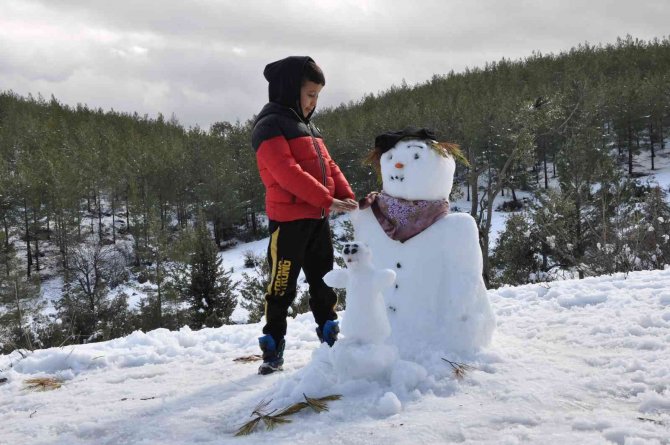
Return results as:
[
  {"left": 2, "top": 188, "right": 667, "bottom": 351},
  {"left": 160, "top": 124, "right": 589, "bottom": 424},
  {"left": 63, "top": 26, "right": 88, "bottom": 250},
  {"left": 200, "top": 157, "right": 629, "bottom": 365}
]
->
[{"left": 352, "top": 128, "right": 495, "bottom": 359}]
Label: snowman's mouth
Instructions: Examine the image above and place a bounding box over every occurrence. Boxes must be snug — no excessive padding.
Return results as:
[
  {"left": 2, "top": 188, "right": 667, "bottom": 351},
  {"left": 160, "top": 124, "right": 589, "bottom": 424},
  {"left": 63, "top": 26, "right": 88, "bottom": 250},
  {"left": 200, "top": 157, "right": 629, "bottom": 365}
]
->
[{"left": 389, "top": 175, "right": 405, "bottom": 182}]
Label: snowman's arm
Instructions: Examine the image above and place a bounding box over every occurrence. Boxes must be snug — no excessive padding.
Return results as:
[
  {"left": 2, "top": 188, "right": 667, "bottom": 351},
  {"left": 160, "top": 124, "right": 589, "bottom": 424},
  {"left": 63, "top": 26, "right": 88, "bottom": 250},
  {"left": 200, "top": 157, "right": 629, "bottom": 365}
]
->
[
  {"left": 323, "top": 269, "right": 349, "bottom": 289},
  {"left": 374, "top": 269, "right": 396, "bottom": 289}
]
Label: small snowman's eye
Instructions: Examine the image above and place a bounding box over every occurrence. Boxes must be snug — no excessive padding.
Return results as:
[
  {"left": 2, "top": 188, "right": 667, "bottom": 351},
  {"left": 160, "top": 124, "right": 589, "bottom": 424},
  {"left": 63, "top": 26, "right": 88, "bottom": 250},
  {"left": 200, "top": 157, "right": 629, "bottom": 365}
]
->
[
  {"left": 414, "top": 153, "right": 420, "bottom": 160},
  {"left": 387, "top": 153, "right": 393, "bottom": 160}
]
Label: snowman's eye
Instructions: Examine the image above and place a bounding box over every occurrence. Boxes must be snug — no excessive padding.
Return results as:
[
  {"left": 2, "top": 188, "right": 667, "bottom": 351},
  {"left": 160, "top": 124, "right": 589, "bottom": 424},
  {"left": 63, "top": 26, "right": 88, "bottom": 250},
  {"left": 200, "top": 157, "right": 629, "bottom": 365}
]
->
[
  {"left": 387, "top": 153, "right": 393, "bottom": 160},
  {"left": 414, "top": 153, "right": 420, "bottom": 160}
]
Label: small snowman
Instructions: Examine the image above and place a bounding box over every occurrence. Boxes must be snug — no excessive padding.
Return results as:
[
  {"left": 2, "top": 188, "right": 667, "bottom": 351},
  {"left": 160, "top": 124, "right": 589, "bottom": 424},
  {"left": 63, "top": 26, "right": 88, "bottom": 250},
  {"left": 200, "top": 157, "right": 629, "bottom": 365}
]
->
[
  {"left": 323, "top": 241, "right": 396, "bottom": 344},
  {"left": 322, "top": 241, "right": 399, "bottom": 381},
  {"left": 352, "top": 127, "right": 495, "bottom": 358}
]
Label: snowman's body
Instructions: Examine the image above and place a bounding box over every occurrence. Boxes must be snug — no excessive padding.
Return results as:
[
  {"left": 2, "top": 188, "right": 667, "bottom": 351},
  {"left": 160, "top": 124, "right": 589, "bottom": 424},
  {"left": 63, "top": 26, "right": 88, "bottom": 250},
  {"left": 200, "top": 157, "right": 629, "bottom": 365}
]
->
[
  {"left": 352, "top": 137, "right": 495, "bottom": 358},
  {"left": 323, "top": 242, "right": 396, "bottom": 345}
]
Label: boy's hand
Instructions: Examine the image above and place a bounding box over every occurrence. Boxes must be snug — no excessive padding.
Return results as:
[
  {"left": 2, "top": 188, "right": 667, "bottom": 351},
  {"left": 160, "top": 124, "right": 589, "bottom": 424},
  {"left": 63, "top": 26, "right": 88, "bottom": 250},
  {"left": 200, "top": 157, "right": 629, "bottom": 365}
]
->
[{"left": 331, "top": 198, "right": 358, "bottom": 213}]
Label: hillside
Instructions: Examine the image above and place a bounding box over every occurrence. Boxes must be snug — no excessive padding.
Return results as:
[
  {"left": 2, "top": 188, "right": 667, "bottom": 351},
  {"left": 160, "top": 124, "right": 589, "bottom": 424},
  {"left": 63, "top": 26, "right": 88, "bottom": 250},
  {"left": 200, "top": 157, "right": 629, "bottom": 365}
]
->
[
  {"left": 2, "top": 268, "right": 669, "bottom": 444},
  {"left": 25, "top": 140, "right": 670, "bottom": 329}
]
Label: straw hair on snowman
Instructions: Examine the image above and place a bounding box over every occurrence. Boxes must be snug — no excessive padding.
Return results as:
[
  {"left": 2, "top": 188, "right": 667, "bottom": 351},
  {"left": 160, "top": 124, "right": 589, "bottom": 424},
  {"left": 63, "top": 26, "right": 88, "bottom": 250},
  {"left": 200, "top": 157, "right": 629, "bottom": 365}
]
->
[{"left": 365, "top": 127, "right": 469, "bottom": 177}]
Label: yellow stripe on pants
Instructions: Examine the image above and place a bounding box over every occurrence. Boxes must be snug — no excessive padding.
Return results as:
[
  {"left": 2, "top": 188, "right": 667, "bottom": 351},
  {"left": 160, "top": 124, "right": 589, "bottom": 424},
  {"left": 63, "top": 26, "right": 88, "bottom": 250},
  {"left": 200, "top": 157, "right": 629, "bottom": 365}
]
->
[{"left": 265, "top": 226, "right": 280, "bottom": 320}]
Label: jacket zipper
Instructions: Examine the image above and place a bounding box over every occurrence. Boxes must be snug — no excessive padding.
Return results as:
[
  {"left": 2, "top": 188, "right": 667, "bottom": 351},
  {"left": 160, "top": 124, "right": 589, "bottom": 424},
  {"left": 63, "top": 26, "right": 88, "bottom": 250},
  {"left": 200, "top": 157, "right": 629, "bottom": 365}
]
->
[{"left": 290, "top": 109, "right": 328, "bottom": 218}]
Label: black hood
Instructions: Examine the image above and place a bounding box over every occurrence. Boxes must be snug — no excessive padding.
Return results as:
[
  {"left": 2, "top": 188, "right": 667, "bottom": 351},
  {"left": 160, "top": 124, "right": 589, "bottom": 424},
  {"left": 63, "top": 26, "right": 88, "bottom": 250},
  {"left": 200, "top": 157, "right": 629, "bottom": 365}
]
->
[{"left": 263, "top": 55, "right": 314, "bottom": 122}]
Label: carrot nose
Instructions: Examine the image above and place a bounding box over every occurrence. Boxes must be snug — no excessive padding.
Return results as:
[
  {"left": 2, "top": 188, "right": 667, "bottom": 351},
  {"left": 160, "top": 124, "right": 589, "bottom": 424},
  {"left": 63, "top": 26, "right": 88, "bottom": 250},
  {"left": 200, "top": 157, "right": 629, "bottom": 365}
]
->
[{"left": 395, "top": 162, "right": 404, "bottom": 169}]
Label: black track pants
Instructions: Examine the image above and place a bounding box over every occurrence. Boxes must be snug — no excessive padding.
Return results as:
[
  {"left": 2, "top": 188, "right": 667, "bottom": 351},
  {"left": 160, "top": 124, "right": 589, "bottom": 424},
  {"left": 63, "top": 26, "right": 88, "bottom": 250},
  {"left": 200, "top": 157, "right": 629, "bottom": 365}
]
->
[{"left": 262, "top": 218, "right": 338, "bottom": 343}]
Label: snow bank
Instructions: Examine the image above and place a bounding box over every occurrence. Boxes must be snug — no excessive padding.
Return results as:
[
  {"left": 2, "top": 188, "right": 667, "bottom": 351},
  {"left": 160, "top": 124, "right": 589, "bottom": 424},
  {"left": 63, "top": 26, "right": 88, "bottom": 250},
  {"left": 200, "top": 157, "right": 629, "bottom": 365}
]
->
[{"left": 1, "top": 269, "right": 669, "bottom": 444}]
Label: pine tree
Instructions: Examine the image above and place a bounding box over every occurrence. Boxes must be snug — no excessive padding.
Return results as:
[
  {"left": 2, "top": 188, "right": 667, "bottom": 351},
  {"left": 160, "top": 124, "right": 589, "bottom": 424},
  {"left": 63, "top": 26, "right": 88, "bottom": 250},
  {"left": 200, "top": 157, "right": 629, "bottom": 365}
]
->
[
  {"left": 627, "top": 185, "right": 670, "bottom": 269},
  {"left": 491, "top": 213, "right": 542, "bottom": 286},
  {"left": 239, "top": 252, "right": 269, "bottom": 323},
  {"left": 188, "top": 221, "right": 237, "bottom": 328},
  {"left": 0, "top": 243, "right": 42, "bottom": 352}
]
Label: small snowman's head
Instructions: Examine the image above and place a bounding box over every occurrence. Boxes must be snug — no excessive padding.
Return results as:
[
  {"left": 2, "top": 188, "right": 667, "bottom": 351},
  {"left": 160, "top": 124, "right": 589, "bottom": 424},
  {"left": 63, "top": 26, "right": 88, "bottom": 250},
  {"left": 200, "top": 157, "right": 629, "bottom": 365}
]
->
[
  {"left": 341, "top": 241, "right": 372, "bottom": 267},
  {"left": 367, "top": 128, "right": 465, "bottom": 201}
]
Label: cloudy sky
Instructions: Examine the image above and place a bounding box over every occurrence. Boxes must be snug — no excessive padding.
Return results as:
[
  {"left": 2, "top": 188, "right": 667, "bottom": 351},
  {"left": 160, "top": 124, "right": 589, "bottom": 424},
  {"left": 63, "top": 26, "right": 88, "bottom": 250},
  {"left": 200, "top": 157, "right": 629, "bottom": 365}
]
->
[{"left": 2, "top": 0, "right": 668, "bottom": 129}]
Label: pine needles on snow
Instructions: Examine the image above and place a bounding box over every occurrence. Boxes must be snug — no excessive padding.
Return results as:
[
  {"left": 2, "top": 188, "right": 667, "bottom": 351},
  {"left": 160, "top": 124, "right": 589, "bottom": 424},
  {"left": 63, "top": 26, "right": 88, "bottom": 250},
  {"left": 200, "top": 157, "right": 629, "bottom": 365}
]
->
[
  {"left": 232, "top": 355, "right": 262, "bottom": 363},
  {"left": 234, "top": 399, "right": 295, "bottom": 436},
  {"left": 273, "top": 401, "right": 309, "bottom": 418},
  {"left": 23, "top": 377, "right": 63, "bottom": 391},
  {"left": 442, "top": 358, "right": 477, "bottom": 380},
  {"left": 235, "top": 399, "right": 275, "bottom": 436},
  {"left": 303, "top": 393, "right": 341, "bottom": 412},
  {"left": 234, "top": 394, "right": 342, "bottom": 436}
]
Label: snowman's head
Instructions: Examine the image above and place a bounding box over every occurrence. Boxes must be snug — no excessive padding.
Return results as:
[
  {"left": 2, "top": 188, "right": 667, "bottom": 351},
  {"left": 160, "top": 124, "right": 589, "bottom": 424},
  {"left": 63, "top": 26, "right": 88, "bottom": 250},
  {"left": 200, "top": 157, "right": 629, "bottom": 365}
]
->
[
  {"left": 379, "top": 138, "right": 456, "bottom": 201},
  {"left": 341, "top": 241, "right": 372, "bottom": 267}
]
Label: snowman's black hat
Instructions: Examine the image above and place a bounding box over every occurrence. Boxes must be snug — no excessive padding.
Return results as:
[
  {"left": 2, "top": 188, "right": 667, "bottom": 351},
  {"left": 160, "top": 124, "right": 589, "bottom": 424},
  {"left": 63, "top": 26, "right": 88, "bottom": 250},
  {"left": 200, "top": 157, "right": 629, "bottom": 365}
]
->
[{"left": 374, "top": 127, "right": 437, "bottom": 153}]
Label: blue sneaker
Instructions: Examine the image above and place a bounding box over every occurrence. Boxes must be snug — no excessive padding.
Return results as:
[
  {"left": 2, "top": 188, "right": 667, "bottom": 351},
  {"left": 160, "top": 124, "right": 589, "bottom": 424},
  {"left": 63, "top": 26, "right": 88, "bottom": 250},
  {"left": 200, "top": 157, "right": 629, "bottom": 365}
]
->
[
  {"left": 316, "top": 320, "right": 339, "bottom": 347},
  {"left": 258, "top": 334, "right": 285, "bottom": 375}
]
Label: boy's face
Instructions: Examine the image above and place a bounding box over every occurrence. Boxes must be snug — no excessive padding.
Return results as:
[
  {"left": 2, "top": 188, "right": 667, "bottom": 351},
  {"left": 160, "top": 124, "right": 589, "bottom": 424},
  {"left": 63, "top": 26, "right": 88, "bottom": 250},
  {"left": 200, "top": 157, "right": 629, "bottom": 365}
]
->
[{"left": 300, "top": 80, "right": 323, "bottom": 118}]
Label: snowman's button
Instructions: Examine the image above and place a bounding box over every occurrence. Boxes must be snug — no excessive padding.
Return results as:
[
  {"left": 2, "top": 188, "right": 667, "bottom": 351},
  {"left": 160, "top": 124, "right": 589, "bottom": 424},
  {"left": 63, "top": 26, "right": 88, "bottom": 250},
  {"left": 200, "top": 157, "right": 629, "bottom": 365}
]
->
[
  {"left": 396, "top": 262, "right": 401, "bottom": 268},
  {"left": 395, "top": 284, "right": 399, "bottom": 289}
]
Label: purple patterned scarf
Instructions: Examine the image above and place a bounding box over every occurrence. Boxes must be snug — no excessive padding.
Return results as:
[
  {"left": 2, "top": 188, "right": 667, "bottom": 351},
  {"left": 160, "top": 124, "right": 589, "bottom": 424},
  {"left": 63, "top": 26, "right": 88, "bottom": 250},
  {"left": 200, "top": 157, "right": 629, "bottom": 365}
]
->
[{"left": 359, "top": 192, "right": 449, "bottom": 243}]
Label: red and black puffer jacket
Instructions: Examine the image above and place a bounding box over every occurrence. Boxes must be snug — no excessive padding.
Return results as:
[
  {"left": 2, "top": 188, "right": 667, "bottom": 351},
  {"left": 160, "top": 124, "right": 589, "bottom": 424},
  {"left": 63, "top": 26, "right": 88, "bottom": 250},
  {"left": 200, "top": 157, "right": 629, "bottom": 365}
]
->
[
  {"left": 252, "top": 103, "right": 354, "bottom": 221},
  {"left": 251, "top": 56, "right": 354, "bottom": 222}
]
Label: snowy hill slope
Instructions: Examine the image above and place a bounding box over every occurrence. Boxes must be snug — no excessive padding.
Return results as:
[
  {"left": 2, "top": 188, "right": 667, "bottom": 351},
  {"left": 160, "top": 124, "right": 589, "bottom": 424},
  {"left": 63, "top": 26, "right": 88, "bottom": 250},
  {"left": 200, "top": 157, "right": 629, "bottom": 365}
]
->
[{"left": 2, "top": 269, "right": 670, "bottom": 445}]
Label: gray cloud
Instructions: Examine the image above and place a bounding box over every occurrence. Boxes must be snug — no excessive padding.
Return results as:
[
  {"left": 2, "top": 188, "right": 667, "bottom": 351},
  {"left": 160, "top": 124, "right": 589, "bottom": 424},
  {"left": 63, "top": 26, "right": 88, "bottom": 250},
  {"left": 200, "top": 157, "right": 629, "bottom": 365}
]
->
[{"left": 1, "top": 0, "right": 668, "bottom": 128}]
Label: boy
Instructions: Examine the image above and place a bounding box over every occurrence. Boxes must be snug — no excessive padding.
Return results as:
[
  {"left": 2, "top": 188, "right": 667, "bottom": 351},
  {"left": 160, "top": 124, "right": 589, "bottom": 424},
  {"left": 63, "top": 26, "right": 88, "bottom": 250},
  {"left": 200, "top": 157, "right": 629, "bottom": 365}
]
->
[{"left": 251, "top": 56, "right": 358, "bottom": 375}]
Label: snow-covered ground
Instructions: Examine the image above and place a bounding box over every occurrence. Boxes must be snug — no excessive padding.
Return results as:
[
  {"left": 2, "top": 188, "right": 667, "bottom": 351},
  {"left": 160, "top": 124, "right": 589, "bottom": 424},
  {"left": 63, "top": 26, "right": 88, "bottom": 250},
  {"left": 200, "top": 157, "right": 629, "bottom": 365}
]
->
[{"left": 2, "top": 268, "right": 669, "bottom": 444}]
